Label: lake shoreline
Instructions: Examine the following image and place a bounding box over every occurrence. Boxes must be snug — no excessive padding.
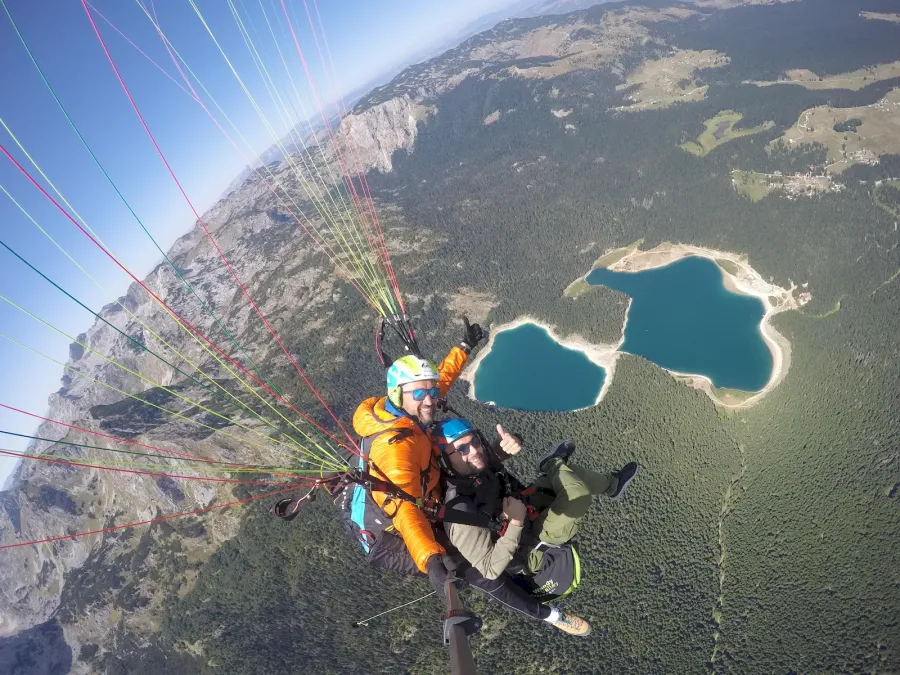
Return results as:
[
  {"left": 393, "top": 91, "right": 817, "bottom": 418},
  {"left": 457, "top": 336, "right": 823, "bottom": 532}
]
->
[
  {"left": 460, "top": 313, "right": 626, "bottom": 410},
  {"left": 470, "top": 242, "right": 809, "bottom": 413},
  {"left": 584, "top": 242, "right": 809, "bottom": 409}
]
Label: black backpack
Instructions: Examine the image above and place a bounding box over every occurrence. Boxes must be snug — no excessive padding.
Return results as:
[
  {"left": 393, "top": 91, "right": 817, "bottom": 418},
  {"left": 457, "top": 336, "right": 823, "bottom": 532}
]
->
[
  {"left": 512, "top": 542, "right": 582, "bottom": 603},
  {"left": 336, "top": 429, "right": 395, "bottom": 553},
  {"left": 333, "top": 428, "right": 425, "bottom": 575}
]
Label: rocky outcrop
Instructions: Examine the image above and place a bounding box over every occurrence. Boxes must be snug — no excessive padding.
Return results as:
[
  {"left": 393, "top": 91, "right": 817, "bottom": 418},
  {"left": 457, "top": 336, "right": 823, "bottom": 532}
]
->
[
  {"left": 0, "top": 155, "right": 337, "bottom": 642},
  {"left": 331, "top": 97, "right": 435, "bottom": 174}
]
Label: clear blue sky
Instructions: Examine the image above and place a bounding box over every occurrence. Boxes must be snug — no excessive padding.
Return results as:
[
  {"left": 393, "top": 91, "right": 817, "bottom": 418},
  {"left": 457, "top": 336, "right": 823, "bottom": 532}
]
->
[{"left": 0, "top": 0, "right": 519, "bottom": 487}]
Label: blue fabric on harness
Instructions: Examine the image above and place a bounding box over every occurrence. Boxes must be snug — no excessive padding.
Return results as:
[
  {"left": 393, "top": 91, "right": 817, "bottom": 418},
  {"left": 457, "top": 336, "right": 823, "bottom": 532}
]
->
[{"left": 350, "top": 454, "right": 370, "bottom": 552}]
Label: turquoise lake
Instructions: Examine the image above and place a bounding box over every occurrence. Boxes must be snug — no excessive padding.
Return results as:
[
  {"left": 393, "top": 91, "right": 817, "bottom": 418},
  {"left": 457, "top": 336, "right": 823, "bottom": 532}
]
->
[
  {"left": 473, "top": 322, "right": 605, "bottom": 411},
  {"left": 473, "top": 256, "right": 773, "bottom": 411},
  {"left": 587, "top": 256, "right": 772, "bottom": 391}
]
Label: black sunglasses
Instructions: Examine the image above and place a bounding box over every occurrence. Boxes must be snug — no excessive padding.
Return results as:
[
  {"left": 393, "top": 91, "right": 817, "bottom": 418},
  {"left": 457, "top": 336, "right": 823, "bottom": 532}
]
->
[{"left": 447, "top": 435, "right": 482, "bottom": 457}]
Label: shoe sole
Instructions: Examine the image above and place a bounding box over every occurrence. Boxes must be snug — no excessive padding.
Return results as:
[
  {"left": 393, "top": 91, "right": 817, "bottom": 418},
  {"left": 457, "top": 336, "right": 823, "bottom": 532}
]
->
[
  {"left": 553, "top": 622, "right": 592, "bottom": 637},
  {"left": 609, "top": 464, "right": 639, "bottom": 502},
  {"left": 538, "top": 439, "right": 575, "bottom": 473}
]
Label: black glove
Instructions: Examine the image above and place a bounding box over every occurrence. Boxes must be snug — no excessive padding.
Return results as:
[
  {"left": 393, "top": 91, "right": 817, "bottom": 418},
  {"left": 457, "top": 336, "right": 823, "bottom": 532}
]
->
[
  {"left": 426, "top": 554, "right": 450, "bottom": 598},
  {"left": 460, "top": 317, "right": 486, "bottom": 354},
  {"left": 441, "top": 553, "right": 469, "bottom": 574}
]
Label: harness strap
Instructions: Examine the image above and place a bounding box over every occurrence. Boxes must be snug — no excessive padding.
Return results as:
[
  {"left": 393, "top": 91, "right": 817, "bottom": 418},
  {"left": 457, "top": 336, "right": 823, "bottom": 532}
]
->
[
  {"left": 355, "top": 468, "right": 503, "bottom": 532},
  {"left": 435, "top": 505, "right": 504, "bottom": 532}
]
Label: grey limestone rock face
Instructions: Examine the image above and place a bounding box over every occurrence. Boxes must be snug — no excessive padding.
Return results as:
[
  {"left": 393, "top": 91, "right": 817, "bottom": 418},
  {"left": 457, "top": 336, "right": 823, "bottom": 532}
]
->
[
  {"left": 0, "top": 154, "right": 331, "bottom": 640},
  {"left": 332, "top": 96, "right": 435, "bottom": 173}
]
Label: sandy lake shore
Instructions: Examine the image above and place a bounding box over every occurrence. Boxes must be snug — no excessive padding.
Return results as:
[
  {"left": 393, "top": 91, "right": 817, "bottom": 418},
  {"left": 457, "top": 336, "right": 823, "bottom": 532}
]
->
[
  {"left": 468, "top": 242, "right": 810, "bottom": 411},
  {"left": 597, "top": 242, "right": 809, "bottom": 408},
  {"left": 460, "top": 312, "right": 627, "bottom": 410}
]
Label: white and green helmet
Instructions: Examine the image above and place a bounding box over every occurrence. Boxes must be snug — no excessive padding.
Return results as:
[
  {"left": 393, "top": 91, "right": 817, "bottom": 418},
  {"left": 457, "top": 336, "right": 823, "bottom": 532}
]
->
[{"left": 386, "top": 355, "right": 439, "bottom": 406}]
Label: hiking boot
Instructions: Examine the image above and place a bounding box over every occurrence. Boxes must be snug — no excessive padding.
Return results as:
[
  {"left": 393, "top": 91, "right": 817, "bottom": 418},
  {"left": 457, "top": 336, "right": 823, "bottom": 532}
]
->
[
  {"left": 538, "top": 440, "right": 576, "bottom": 474},
  {"left": 609, "top": 462, "right": 638, "bottom": 501},
  {"left": 549, "top": 611, "right": 592, "bottom": 637}
]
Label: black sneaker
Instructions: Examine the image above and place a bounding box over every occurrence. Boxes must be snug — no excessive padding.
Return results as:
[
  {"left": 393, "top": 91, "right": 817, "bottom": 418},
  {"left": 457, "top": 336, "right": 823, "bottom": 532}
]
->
[
  {"left": 538, "top": 440, "right": 576, "bottom": 474},
  {"left": 609, "top": 462, "right": 638, "bottom": 501}
]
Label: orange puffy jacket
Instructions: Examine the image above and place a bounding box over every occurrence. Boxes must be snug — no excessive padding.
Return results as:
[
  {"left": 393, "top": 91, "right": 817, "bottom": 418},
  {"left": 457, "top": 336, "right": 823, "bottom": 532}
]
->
[{"left": 352, "top": 346, "right": 468, "bottom": 572}]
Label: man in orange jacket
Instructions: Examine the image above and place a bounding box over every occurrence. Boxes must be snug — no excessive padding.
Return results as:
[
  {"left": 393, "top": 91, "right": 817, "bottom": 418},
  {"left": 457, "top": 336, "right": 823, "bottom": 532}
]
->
[{"left": 351, "top": 319, "right": 486, "bottom": 593}]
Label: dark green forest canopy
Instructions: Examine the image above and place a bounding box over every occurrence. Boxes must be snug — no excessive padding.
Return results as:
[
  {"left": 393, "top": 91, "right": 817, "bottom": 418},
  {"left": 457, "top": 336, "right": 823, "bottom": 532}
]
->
[{"left": 92, "top": 1, "right": 900, "bottom": 673}]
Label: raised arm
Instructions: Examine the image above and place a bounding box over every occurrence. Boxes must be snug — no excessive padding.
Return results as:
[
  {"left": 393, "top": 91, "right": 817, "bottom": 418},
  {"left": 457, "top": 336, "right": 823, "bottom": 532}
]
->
[
  {"left": 437, "top": 345, "right": 468, "bottom": 396},
  {"left": 437, "top": 318, "right": 486, "bottom": 396}
]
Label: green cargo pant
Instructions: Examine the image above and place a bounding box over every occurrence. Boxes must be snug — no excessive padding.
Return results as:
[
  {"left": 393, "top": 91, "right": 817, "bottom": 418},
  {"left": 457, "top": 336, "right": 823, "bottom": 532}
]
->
[{"left": 525, "top": 461, "right": 618, "bottom": 573}]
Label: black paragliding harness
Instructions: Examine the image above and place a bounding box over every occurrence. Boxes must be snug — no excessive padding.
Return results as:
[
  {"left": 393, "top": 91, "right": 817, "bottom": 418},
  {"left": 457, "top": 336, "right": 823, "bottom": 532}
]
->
[
  {"left": 272, "top": 430, "right": 505, "bottom": 536},
  {"left": 274, "top": 465, "right": 506, "bottom": 533}
]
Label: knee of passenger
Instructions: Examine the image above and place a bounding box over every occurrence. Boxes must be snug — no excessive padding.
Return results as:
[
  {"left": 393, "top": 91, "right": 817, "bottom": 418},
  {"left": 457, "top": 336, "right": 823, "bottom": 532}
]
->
[{"left": 557, "top": 491, "right": 592, "bottom": 518}]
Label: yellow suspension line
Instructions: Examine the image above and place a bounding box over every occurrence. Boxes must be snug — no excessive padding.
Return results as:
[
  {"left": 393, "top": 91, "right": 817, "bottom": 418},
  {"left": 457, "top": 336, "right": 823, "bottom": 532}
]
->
[{"left": 0, "top": 182, "right": 339, "bottom": 463}]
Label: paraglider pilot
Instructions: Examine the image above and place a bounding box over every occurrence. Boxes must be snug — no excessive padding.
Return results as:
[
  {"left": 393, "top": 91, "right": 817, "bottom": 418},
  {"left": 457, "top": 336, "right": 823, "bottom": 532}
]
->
[{"left": 351, "top": 319, "right": 486, "bottom": 595}]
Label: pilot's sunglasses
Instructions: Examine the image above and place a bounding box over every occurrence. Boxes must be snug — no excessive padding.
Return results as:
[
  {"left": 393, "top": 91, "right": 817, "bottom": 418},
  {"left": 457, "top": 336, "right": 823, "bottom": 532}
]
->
[
  {"left": 451, "top": 435, "right": 482, "bottom": 457},
  {"left": 409, "top": 387, "right": 440, "bottom": 401}
]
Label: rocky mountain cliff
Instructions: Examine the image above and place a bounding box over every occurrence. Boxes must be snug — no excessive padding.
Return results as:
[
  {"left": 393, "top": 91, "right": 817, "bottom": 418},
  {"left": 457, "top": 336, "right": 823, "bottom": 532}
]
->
[{"left": 0, "top": 168, "right": 324, "bottom": 627}]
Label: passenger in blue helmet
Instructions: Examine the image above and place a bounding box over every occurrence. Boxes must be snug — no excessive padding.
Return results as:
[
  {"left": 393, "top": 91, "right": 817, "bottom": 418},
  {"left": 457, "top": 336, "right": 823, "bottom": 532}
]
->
[
  {"left": 433, "top": 417, "right": 475, "bottom": 443},
  {"left": 431, "top": 417, "right": 639, "bottom": 637}
]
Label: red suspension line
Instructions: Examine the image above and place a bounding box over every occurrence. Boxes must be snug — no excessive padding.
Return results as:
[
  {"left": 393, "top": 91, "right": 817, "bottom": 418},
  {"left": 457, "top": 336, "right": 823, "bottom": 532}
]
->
[
  {"left": 0, "top": 141, "right": 354, "bottom": 455},
  {"left": 81, "top": 0, "right": 357, "bottom": 447},
  {"left": 0, "top": 481, "right": 310, "bottom": 551},
  {"left": 278, "top": 0, "right": 403, "bottom": 309},
  {"left": 0, "top": 448, "right": 288, "bottom": 486},
  {"left": 0, "top": 402, "right": 303, "bottom": 479},
  {"left": 138, "top": 0, "right": 378, "bottom": 312},
  {"left": 302, "top": 0, "right": 406, "bottom": 315}
]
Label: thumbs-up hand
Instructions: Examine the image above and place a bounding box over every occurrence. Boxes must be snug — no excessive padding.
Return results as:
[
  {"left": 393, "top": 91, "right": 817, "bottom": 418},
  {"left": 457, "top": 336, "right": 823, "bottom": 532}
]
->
[
  {"left": 497, "top": 424, "right": 522, "bottom": 456},
  {"left": 460, "top": 317, "right": 486, "bottom": 353}
]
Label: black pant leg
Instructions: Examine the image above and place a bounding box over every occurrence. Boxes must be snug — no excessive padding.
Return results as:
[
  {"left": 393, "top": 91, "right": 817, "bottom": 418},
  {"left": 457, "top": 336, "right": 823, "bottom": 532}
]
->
[{"left": 460, "top": 566, "right": 551, "bottom": 621}]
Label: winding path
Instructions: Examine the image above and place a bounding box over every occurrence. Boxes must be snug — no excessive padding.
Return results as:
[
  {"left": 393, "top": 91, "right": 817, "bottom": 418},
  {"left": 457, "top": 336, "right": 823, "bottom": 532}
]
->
[{"left": 709, "top": 444, "right": 746, "bottom": 666}]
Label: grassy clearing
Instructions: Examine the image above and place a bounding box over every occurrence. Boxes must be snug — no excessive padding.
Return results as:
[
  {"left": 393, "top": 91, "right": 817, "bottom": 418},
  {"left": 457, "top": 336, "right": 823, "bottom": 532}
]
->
[
  {"left": 771, "top": 88, "right": 900, "bottom": 173},
  {"left": 731, "top": 170, "right": 772, "bottom": 201},
  {"left": 615, "top": 49, "right": 729, "bottom": 111},
  {"left": 731, "top": 168, "right": 842, "bottom": 199},
  {"left": 564, "top": 277, "right": 592, "bottom": 298},
  {"left": 873, "top": 179, "right": 900, "bottom": 217},
  {"left": 861, "top": 12, "right": 900, "bottom": 25},
  {"left": 712, "top": 387, "right": 757, "bottom": 405},
  {"left": 680, "top": 111, "right": 774, "bottom": 157},
  {"left": 715, "top": 258, "right": 741, "bottom": 276},
  {"left": 749, "top": 61, "right": 900, "bottom": 91},
  {"left": 590, "top": 238, "right": 644, "bottom": 269},
  {"left": 806, "top": 295, "right": 845, "bottom": 319}
]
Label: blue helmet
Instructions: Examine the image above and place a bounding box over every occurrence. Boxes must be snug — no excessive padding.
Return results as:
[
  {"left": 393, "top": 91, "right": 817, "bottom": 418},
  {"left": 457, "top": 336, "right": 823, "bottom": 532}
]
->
[{"left": 433, "top": 418, "right": 475, "bottom": 450}]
